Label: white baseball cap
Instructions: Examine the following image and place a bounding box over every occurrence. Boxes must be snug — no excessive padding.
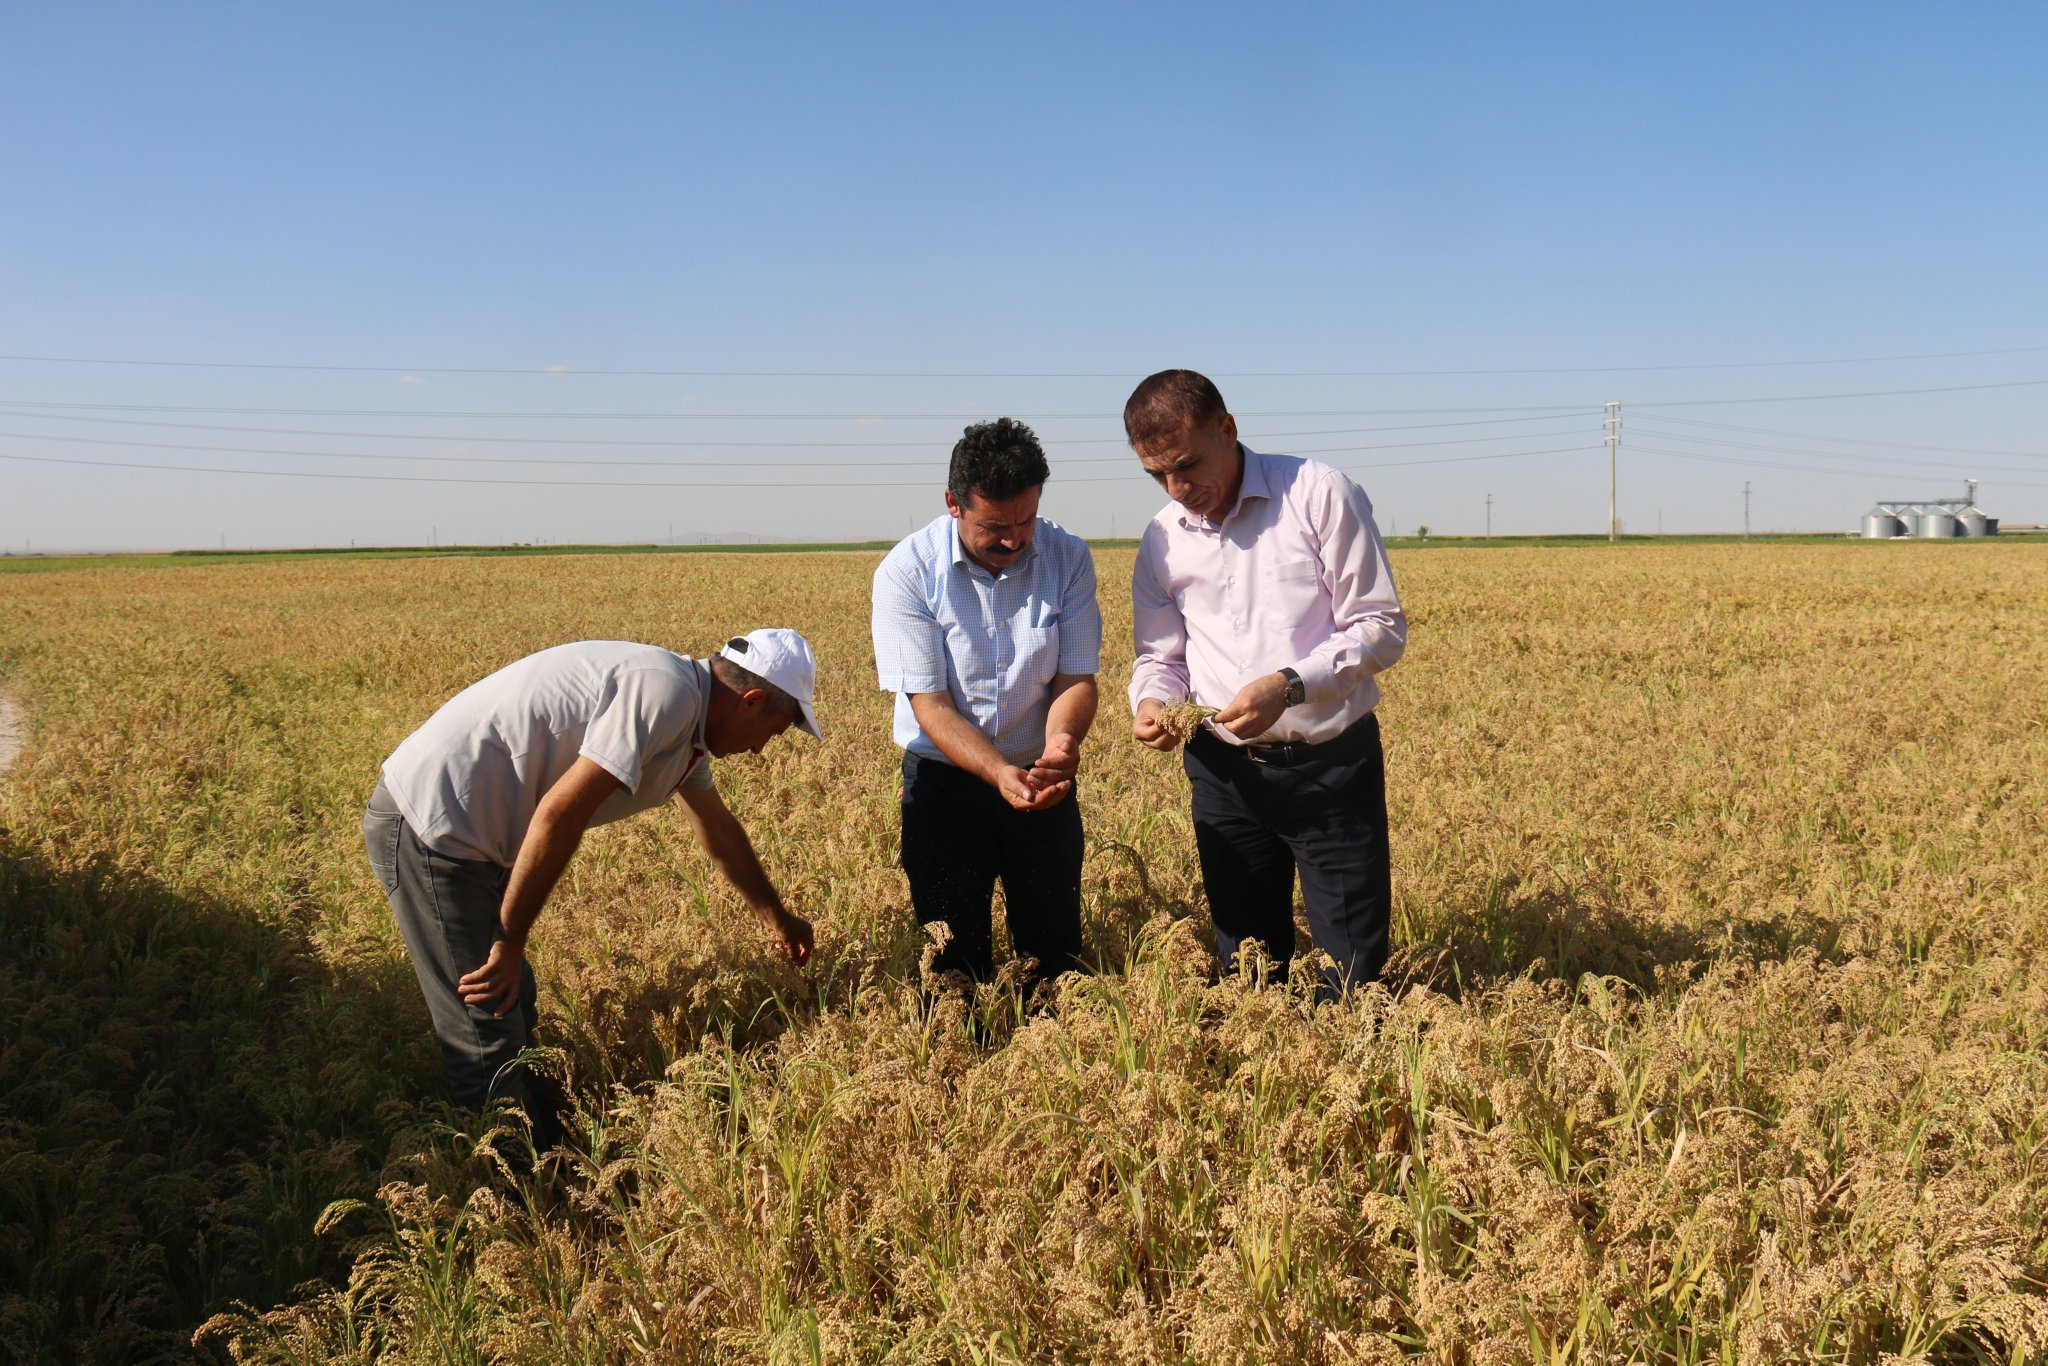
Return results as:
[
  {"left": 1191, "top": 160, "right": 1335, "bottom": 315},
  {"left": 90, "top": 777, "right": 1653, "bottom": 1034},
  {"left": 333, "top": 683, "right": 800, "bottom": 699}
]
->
[{"left": 717, "top": 628, "right": 822, "bottom": 739}]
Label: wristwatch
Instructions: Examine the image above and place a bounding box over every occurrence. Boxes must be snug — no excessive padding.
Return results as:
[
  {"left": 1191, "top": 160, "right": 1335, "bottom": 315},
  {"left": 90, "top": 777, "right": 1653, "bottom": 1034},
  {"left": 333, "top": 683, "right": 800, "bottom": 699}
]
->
[{"left": 1277, "top": 667, "right": 1306, "bottom": 709}]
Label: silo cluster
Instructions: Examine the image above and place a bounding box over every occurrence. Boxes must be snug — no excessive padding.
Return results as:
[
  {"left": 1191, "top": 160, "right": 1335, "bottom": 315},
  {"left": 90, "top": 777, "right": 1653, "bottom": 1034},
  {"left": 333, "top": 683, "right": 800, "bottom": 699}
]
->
[
  {"left": 1858, "top": 506, "right": 1999, "bottom": 538},
  {"left": 1861, "top": 488, "right": 1999, "bottom": 539}
]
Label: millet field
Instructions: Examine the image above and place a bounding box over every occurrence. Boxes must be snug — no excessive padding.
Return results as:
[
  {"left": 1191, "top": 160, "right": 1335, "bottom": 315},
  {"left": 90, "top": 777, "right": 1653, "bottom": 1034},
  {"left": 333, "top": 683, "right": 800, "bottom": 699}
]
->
[{"left": 2, "top": 539, "right": 2044, "bottom": 1364}]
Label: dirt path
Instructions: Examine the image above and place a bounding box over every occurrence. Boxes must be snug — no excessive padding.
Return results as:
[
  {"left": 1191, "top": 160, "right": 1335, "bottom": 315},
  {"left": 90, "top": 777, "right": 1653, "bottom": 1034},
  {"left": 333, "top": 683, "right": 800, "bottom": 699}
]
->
[{"left": 0, "top": 696, "right": 20, "bottom": 773}]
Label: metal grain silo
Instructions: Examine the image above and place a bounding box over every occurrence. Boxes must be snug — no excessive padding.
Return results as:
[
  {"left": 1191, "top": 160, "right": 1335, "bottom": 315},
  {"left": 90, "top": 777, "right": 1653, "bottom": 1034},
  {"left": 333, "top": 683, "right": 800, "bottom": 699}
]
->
[
  {"left": 1958, "top": 509, "right": 1995, "bottom": 537},
  {"left": 1916, "top": 510, "right": 1959, "bottom": 538},
  {"left": 1863, "top": 511, "right": 1904, "bottom": 538}
]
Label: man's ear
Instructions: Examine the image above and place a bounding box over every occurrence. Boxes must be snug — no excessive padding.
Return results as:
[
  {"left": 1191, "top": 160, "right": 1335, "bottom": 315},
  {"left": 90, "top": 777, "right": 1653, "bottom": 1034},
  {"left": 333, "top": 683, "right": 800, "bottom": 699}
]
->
[
  {"left": 944, "top": 489, "right": 963, "bottom": 519},
  {"left": 740, "top": 687, "right": 769, "bottom": 712}
]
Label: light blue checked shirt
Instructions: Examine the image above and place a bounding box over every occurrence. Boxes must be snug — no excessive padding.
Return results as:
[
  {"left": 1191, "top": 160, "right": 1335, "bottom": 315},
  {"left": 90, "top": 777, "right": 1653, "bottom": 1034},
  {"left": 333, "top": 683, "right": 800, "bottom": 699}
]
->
[{"left": 872, "top": 514, "right": 1102, "bottom": 767}]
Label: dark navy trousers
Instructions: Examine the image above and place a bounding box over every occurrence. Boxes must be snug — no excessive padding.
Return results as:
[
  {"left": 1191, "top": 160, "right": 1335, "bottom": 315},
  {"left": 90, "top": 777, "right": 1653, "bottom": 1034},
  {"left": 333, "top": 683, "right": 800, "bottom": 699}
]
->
[
  {"left": 899, "top": 751, "right": 1085, "bottom": 992},
  {"left": 1183, "top": 713, "right": 1392, "bottom": 1000}
]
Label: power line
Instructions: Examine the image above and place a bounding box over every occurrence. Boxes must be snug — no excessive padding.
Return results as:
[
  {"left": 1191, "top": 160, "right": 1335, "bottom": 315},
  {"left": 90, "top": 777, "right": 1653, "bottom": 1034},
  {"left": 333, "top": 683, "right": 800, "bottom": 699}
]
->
[
  {"left": 1625, "top": 377, "right": 2048, "bottom": 408},
  {"left": 0, "top": 406, "right": 1596, "bottom": 450},
  {"left": 0, "top": 443, "right": 1596, "bottom": 489},
  {"left": 0, "top": 398, "right": 1597, "bottom": 419},
  {"left": 0, "top": 425, "right": 1589, "bottom": 470},
  {"left": 4, "top": 375, "right": 2037, "bottom": 422},
  {"left": 1628, "top": 424, "right": 2048, "bottom": 474},
  {"left": 1630, "top": 443, "right": 2048, "bottom": 490},
  {"left": 3, "top": 344, "right": 2043, "bottom": 378},
  {"left": 1633, "top": 412, "right": 2048, "bottom": 459}
]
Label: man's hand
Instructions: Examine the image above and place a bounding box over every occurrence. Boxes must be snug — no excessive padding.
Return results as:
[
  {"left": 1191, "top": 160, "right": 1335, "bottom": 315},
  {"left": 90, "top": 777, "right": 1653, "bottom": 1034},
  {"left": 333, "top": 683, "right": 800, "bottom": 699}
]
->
[
  {"left": 1027, "top": 732, "right": 1080, "bottom": 790},
  {"left": 1133, "top": 697, "right": 1180, "bottom": 751},
  {"left": 1213, "top": 672, "right": 1290, "bottom": 742},
  {"left": 458, "top": 936, "right": 527, "bottom": 1018},
  {"left": 764, "top": 907, "right": 814, "bottom": 965},
  {"left": 679, "top": 783, "right": 814, "bottom": 968},
  {"left": 994, "top": 764, "right": 1070, "bottom": 811}
]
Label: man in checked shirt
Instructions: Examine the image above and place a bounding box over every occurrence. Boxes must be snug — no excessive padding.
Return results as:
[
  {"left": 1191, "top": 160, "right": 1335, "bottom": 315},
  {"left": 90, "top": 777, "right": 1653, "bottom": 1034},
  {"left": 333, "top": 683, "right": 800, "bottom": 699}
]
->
[
  {"left": 1126, "top": 369, "right": 1407, "bottom": 1000},
  {"left": 872, "top": 417, "right": 1102, "bottom": 995}
]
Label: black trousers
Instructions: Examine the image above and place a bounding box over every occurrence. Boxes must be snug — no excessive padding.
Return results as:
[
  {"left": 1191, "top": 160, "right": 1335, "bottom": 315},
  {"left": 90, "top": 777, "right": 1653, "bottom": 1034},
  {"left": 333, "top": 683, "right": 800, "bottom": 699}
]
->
[
  {"left": 899, "top": 751, "right": 1085, "bottom": 991},
  {"left": 1183, "top": 713, "right": 1391, "bottom": 1000}
]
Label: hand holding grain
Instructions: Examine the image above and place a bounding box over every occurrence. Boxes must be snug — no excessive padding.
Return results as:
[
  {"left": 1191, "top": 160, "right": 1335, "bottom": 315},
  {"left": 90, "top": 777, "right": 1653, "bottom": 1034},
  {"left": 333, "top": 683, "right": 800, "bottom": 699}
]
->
[
  {"left": 1027, "top": 732, "right": 1079, "bottom": 789},
  {"left": 1133, "top": 698, "right": 1183, "bottom": 751},
  {"left": 995, "top": 764, "right": 1070, "bottom": 811},
  {"left": 766, "top": 907, "right": 814, "bottom": 965},
  {"left": 1145, "top": 699, "right": 1220, "bottom": 749}
]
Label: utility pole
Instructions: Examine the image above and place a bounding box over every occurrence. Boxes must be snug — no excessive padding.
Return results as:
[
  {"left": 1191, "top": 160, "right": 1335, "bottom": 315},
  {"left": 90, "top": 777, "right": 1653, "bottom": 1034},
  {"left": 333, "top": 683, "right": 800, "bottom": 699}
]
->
[
  {"left": 1743, "top": 482, "right": 1751, "bottom": 539},
  {"left": 1603, "top": 401, "right": 1622, "bottom": 542},
  {"left": 1484, "top": 493, "right": 1493, "bottom": 538}
]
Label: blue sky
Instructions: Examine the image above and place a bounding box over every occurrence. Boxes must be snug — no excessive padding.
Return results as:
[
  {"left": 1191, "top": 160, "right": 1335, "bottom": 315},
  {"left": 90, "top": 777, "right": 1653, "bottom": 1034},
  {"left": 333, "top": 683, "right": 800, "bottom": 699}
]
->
[{"left": 3, "top": 4, "right": 2044, "bottom": 549}]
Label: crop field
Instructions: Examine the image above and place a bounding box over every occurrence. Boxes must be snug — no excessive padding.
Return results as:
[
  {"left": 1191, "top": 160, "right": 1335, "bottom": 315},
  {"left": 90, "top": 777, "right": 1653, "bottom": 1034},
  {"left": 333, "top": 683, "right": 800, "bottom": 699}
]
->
[{"left": 2, "top": 540, "right": 2045, "bottom": 1364}]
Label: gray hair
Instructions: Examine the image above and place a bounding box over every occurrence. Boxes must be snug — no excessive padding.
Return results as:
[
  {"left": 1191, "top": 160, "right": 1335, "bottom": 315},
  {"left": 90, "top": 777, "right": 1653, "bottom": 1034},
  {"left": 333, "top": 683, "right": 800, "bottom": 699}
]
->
[{"left": 711, "top": 652, "right": 800, "bottom": 720}]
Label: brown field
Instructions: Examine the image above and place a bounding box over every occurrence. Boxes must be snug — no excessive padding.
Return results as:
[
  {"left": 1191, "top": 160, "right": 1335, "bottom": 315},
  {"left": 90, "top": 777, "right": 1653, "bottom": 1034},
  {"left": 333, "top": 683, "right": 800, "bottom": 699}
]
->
[{"left": 1, "top": 540, "right": 2044, "bottom": 1363}]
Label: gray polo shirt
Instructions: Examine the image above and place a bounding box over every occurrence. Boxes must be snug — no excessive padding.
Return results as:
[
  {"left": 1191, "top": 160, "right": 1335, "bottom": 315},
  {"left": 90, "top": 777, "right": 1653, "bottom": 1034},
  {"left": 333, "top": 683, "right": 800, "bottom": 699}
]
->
[{"left": 381, "top": 641, "right": 714, "bottom": 866}]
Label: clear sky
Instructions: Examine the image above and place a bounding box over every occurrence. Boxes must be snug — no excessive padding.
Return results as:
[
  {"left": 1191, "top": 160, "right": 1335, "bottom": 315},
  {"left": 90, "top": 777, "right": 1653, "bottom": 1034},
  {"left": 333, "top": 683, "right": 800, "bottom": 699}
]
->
[{"left": 3, "top": 3, "right": 2044, "bottom": 550}]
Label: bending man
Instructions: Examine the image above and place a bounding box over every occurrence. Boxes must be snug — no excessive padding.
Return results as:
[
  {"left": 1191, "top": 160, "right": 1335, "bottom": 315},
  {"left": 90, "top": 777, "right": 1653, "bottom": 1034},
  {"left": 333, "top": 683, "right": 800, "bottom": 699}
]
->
[{"left": 364, "top": 631, "right": 819, "bottom": 1144}]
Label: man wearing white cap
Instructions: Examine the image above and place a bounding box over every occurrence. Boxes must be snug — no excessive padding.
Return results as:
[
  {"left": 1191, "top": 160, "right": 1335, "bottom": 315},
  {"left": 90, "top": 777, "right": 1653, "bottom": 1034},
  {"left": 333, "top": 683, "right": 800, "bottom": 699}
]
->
[{"left": 363, "top": 629, "right": 820, "bottom": 1145}]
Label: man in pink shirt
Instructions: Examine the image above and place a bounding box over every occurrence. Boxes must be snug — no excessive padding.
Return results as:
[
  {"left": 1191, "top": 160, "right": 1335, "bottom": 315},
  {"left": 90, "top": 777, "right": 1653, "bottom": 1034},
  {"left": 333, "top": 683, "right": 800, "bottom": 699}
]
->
[{"left": 1126, "top": 369, "right": 1407, "bottom": 999}]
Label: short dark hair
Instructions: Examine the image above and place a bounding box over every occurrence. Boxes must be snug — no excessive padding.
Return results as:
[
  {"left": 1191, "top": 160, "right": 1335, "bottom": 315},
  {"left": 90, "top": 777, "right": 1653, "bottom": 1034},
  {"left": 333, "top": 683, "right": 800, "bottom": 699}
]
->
[
  {"left": 947, "top": 417, "right": 1050, "bottom": 507},
  {"left": 711, "top": 652, "right": 800, "bottom": 721},
  {"left": 1124, "top": 369, "right": 1228, "bottom": 450}
]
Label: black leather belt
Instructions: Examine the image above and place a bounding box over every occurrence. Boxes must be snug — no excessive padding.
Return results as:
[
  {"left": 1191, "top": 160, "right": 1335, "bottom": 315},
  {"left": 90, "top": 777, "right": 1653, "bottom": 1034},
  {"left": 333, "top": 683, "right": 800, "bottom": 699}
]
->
[
  {"left": 1245, "top": 737, "right": 1316, "bottom": 765},
  {"left": 1197, "top": 711, "right": 1378, "bottom": 767}
]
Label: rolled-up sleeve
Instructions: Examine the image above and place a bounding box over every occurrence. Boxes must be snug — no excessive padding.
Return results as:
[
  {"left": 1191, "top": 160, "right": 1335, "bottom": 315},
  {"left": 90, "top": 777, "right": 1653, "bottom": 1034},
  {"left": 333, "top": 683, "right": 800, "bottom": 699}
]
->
[
  {"left": 1057, "top": 544, "right": 1102, "bottom": 675},
  {"left": 872, "top": 550, "right": 948, "bottom": 693},
  {"left": 1128, "top": 524, "right": 1192, "bottom": 709},
  {"left": 1289, "top": 471, "right": 1406, "bottom": 704}
]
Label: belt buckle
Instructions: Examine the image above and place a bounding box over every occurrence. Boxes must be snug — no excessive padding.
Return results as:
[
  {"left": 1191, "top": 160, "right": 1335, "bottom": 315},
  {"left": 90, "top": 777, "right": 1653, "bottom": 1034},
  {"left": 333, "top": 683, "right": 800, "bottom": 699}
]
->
[{"left": 1247, "top": 740, "right": 1295, "bottom": 765}]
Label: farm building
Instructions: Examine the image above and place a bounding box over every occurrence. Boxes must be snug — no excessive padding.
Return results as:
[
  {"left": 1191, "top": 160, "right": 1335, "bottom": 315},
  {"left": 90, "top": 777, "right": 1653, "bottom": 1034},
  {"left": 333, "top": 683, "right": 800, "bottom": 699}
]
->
[{"left": 1862, "top": 480, "right": 2001, "bottom": 537}]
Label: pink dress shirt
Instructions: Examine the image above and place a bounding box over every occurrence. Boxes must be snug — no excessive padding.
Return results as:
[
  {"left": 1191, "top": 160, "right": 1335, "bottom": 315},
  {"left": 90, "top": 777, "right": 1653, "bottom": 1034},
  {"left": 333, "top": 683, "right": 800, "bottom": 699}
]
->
[{"left": 1129, "top": 447, "right": 1406, "bottom": 745}]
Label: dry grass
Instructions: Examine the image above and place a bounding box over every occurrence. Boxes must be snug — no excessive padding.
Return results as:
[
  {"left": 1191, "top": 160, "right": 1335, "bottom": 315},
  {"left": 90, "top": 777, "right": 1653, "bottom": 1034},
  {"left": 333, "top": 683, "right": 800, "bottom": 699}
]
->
[{"left": 0, "top": 541, "right": 2044, "bottom": 1363}]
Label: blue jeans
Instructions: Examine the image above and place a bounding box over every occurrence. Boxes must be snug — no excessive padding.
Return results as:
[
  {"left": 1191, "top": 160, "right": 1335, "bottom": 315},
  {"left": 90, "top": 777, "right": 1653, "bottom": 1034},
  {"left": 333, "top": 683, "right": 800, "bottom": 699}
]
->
[{"left": 363, "top": 782, "right": 556, "bottom": 1141}]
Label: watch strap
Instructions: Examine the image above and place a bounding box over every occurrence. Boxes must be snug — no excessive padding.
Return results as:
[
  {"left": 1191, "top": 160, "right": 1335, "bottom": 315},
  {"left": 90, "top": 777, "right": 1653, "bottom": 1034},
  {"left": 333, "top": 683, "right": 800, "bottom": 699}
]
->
[{"left": 1277, "top": 666, "right": 1305, "bottom": 708}]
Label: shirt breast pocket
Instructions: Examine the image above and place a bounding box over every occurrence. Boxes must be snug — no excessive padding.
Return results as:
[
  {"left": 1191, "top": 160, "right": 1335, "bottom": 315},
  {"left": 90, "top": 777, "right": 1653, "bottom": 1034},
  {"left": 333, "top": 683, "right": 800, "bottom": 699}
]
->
[{"left": 1267, "top": 559, "right": 1321, "bottom": 584}]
